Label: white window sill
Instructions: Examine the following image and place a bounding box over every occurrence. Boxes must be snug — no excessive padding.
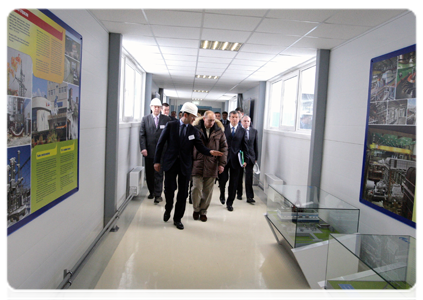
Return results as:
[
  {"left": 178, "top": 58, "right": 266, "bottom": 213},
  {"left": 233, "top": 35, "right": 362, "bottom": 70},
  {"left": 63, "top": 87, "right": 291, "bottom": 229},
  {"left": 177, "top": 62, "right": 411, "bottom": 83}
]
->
[{"left": 264, "top": 128, "right": 311, "bottom": 140}]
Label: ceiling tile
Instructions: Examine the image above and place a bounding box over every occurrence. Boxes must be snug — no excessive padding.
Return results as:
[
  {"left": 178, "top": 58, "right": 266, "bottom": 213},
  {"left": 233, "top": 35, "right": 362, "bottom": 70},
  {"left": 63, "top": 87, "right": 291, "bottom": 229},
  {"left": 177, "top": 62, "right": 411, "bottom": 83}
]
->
[
  {"left": 201, "top": 28, "right": 251, "bottom": 43},
  {"left": 165, "top": 60, "right": 197, "bottom": 67},
  {"left": 204, "top": 9, "right": 268, "bottom": 17},
  {"left": 197, "top": 56, "right": 233, "bottom": 64},
  {"left": 326, "top": 9, "right": 407, "bottom": 27},
  {"left": 235, "top": 52, "right": 276, "bottom": 61},
  {"left": 143, "top": 10, "right": 203, "bottom": 27},
  {"left": 101, "top": 21, "right": 152, "bottom": 36},
  {"left": 203, "top": 13, "right": 262, "bottom": 31},
  {"left": 240, "top": 44, "right": 285, "bottom": 55},
  {"left": 256, "top": 19, "right": 319, "bottom": 35},
  {"left": 156, "top": 38, "right": 199, "bottom": 48},
  {"left": 162, "top": 54, "right": 197, "bottom": 62},
  {"left": 159, "top": 46, "right": 199, "bottom": 55},
  {"left": 151, "top": 25, "right": 201, "bottom": 39},
  {"left": 293, "top": 36, "right": 346, "bottom": 49},
  {"left": 247, "top": 32, "right": 300, "bottom": 47},
  {"left": 91, "top": 9, "right": 147, "bottom": 24},
  {"left": 199, "top": 49, "right": 238, "bottom": 59},
  {"left": 265, "top": 9, "right": 337, "bottom": 22},
  {"left": 309, "top": 23, "right": 371, "bottom": 40}
]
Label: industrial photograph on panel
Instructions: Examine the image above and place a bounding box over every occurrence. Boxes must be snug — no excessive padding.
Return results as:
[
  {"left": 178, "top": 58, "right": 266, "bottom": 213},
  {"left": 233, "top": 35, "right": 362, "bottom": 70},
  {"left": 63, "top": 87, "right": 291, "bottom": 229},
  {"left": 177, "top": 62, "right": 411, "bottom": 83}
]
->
[
  {"left": 7, "top": 145, "right": 31, "bottom": 227},
  {"left": 7, "top": 47, "right": 32, "bottom": 98},
  {"left": 370, "top": 56, "right": 397, "bottom": 102},
  {"left": 395, "top": 51, "right": 416, "bottom": 99},
  {"left": 32, "top": 76, "right": 79, "bottom": 147},
  {"left": 7, "top": 96, "right": 31, "bottom": 147},
  {"left": 407, "top": 98, "right": 420, "bottom": 126}
]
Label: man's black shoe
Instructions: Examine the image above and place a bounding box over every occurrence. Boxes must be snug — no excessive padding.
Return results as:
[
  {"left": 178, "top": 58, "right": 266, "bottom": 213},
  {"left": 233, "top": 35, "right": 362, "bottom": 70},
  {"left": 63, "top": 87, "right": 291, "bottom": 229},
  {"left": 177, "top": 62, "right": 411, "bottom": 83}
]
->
[
  {"left": 237, "top": 195, "right": 242, "bottom": 200},
  {"left": 148, "top": 194, "right": 154, "bottom": 199},
  {"left": 174, "top": 221, "right": 184, "bottom": 230},
  {"left": 163, "top": 212, "right": 170, "bottom": 222},
  {"left": 154, "top": 196, "right": 163, "bottom": 204},
  {"left": 220, "top": 195, "right": 225, "bottom": 205},
  {"left": 247, "top": 198, "right": 256, "bottom": 204},
  {"left": 227, "top": 206, "right": 233, "bottom": 212}
]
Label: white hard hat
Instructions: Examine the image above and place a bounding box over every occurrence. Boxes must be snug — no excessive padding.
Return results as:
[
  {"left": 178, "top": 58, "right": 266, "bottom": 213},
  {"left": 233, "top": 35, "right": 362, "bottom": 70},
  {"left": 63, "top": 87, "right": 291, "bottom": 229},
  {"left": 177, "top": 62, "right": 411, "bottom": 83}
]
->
[
  {"left": 253, "top": 162, "right": 260, "bottom": 174},
  {"left": 150, "top": 98, "right": 162, "bottom": 106},
  {"left": 180, "top": 102, "right": 198, "bottom": 116}
]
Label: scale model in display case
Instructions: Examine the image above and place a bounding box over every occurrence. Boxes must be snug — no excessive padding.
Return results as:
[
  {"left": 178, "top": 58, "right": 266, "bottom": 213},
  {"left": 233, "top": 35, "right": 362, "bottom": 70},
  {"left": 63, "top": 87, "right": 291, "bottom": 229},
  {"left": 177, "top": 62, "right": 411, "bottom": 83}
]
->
[
  {"left": 325, "top": 234, "right": 415, "bottom": 289},
  {"left": 265, "top": 185, "right": 360, "bottom": 248}
]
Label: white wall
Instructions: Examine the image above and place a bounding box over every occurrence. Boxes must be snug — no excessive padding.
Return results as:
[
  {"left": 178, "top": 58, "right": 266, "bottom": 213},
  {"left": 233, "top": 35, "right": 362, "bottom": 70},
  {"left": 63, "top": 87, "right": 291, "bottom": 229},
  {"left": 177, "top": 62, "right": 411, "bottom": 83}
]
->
[
  {"left": 260, "top": 131, "right": 311, "bottom": 185},
  {"left": 8, "top": 10, "right": 109, "bottom": 288},
  {"left": 117, "top": 123, "right": 143, "bottom": 208},
  {"left": 321, "top": 12, "right": 416, "bottom": 237}
]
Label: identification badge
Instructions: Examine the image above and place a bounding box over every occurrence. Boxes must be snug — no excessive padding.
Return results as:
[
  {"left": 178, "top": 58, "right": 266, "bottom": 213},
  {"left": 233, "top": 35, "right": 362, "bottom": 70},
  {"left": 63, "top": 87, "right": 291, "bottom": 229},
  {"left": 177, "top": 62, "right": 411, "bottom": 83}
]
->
[
  {"left": 188, "top": 135, "right": 195, "bottom": 140},
  {"left": 160, "top": 125, "right": 165, "bottom": 129}
]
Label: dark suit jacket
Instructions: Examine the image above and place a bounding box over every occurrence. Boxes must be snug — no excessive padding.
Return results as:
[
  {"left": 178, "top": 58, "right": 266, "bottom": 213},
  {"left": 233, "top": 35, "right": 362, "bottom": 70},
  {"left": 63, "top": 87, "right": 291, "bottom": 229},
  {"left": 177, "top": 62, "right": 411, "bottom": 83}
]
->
[
  {"left": 224, "top": 124, "right": 249, "bottom": 169},
  {"left": 139, "top": 114, "right": 171, "bottom": 158},
  {"left": 244, "top": 127, "right": 258, "bottom": 165},
  {"left": 154, "top": 120, "right": 212, "bottom": 176}
]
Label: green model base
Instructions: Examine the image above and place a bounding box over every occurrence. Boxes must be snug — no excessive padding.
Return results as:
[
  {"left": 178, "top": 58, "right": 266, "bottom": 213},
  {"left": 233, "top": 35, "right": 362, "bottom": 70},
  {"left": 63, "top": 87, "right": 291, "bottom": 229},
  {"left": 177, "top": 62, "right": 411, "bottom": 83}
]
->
[{"left": 325, "top": 280, "right": 420, "bottom": 300}]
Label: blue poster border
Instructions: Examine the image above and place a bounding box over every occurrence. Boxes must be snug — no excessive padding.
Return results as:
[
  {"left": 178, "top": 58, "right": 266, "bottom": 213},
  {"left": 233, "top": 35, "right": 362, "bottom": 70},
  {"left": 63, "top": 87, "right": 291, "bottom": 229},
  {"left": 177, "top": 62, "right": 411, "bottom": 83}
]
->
[
  {"left": 359, "top": 44, "right": 416, "bottom": 229},
  {"left": 7, "top": 9, "right": 82, "bottom": 235}
]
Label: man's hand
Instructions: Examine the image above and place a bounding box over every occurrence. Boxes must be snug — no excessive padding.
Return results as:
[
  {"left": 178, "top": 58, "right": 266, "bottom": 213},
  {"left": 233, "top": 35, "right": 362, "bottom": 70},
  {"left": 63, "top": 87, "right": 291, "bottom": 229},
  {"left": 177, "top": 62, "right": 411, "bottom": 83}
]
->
[
  {"left": 154, "top": 163, "right": 161, "bottom": 172},
  {"left": 242, "top": 162, "right": 247, "bottom": 168},
  {"left": 218, "top": 166, "right": 224, "bottom": 174},
  {"left": 210, "top": 150, "right": 223, "bottom": 156},
  {"left": 141, "top": 149, "right": 148, "bottom": 157}
]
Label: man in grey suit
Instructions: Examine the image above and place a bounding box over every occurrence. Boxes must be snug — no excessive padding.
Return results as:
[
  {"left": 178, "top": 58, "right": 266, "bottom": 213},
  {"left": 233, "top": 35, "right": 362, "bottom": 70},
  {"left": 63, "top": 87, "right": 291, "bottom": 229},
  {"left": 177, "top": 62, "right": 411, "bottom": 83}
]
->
[{"left": 139, "top": 98, "right": 171, "bottom": 204}]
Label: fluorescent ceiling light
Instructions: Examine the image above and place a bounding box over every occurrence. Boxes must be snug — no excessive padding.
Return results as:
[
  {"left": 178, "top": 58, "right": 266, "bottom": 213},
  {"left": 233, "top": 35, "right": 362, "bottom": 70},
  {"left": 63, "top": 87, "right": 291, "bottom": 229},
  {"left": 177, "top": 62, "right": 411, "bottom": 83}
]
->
[
  {"left": 195, "top": 74, "right": 219, "bottom": 79},
  {"left": 200, "top": 40, "right": 242, "bottom": 52},
  {"left": 193, "top": 90, "right": 209, "bottom": 93}
]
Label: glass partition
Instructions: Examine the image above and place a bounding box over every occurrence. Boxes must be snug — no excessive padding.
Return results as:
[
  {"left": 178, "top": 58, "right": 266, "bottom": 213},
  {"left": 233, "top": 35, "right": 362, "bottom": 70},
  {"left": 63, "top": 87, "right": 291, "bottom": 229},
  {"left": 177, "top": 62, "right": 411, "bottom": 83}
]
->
[
  {"left": 266, "top": 185, "right": 360, "bottom": 248},
  {"left": 325, "top": 234, "right": 416, "bottom": 289}
]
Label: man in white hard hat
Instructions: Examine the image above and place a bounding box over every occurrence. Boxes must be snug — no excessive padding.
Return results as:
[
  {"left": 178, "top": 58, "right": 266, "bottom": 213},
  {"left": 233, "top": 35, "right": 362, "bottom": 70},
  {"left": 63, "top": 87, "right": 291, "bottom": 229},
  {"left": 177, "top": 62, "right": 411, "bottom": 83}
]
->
[
  {"left": 139, "top": 98, "right": 171, "bottom": 204},
  {"left": 154, "top": 102, "right": 223, "bottom": 230}
]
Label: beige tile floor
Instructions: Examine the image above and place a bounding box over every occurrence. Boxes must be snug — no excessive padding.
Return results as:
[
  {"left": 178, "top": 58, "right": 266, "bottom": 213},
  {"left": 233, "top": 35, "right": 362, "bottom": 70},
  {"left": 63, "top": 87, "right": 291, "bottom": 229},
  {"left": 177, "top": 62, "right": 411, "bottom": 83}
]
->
[{"left": 70, "top": 184, "right": 310, "bottom": 290}]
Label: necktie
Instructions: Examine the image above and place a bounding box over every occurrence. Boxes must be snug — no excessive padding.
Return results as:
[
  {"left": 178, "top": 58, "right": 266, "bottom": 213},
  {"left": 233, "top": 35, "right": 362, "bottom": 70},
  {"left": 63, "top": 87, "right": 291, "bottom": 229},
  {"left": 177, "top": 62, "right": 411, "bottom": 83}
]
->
[
  {"left": 180, "top": 124, "right": 186, "bottom": 140},
  {"left": 231, "top": 126, "right": 235, "bottom": 137},
  {"left": 246, "top": 129, "right": 249, "bottom": 140},
  {"left": 155, "top": 116, "right": 158, "bottom": 128}
]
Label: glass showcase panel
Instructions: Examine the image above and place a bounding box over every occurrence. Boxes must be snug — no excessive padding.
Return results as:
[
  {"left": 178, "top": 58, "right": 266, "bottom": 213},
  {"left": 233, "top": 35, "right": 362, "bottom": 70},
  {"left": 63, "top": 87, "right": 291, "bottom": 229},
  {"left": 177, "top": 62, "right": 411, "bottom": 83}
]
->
[
  {"left": 325, "top": 234, "right": 415, "bottom": 289},
  {"left": 266, "top": 185, "right": 360, "bottom": 248}
]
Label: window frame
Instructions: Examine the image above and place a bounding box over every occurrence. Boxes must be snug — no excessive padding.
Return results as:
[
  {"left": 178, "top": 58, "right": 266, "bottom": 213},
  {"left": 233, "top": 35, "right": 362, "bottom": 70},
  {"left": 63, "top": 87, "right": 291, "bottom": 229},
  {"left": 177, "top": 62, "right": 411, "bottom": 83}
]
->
[
  {"left": 265, "top": 59, "right": 316, "bottom": 133},
  {"left": 120, "top": 50, "right": 145, "bottom": 123}
]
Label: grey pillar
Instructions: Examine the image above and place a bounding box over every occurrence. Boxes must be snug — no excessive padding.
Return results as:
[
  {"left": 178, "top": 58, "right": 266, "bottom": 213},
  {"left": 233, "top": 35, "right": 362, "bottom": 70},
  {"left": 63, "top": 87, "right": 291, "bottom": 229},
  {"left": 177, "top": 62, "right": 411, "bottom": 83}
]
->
[
  {"left": 104, "top": 33, "right": 122, "bottom": 226},
  {"left": 144, "top": 73, "right": 153, "bottom": 116},
  {"left": 307, "top": 49, "right": 330, "bottom": 189}
]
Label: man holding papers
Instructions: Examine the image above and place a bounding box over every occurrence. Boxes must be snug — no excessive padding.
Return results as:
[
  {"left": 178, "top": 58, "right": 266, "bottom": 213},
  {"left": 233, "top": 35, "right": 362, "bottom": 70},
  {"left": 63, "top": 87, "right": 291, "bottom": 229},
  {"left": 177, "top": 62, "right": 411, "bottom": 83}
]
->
[{"left": 219, "top": 111, "right": 248, "bottom": 211}]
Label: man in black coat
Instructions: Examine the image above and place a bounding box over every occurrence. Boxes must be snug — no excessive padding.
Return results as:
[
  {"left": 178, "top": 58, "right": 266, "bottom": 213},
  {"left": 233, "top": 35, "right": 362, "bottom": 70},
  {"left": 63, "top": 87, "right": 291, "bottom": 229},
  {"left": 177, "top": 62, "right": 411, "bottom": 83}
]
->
[
  {"left": 154, "top": 102, "right": 223, "bottom": 230},
  {"left": 139, "top": 98, "right": 171, "bottom": 204},
  {"left": 219, "top": 111, "right": 249, "bottom": 211},
  {"left": 237, "top": 115, "right": 258, "bottom": 204}
]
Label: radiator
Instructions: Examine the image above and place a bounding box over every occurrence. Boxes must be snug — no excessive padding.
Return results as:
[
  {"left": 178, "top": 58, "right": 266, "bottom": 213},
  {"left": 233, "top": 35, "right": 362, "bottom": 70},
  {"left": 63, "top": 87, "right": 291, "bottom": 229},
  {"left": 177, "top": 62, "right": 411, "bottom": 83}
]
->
[
  {"left": 264, "top": 173, "right": 284, "bottom": 195},
  {"left": 129, "top": 166, "right": 144, "bottom": 196}
]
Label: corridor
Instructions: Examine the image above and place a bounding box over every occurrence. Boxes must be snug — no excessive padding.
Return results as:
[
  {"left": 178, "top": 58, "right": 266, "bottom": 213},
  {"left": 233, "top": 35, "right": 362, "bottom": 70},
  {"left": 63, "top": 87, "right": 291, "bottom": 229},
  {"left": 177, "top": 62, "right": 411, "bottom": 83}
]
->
[{"left": 70, "top": 184, "right": 309, "bottom": 290}]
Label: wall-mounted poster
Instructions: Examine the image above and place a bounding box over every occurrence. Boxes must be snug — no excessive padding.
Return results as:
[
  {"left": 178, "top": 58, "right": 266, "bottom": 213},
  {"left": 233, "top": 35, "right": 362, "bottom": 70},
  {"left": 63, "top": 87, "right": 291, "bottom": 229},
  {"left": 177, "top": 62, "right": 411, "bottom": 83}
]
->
[
  {"left": 7, "top": 9, "right": 82, "bottom": 234},
  {"left": 360, "top": 45, "right": 416, "bottom": 228}
]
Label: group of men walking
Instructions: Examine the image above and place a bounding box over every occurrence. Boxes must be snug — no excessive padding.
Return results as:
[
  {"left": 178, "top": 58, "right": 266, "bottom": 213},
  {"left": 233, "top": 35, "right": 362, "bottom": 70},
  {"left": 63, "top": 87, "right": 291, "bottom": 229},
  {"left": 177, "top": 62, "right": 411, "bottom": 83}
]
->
[{"left": 139, "top": 99, "right": 258, "bottom": 230}]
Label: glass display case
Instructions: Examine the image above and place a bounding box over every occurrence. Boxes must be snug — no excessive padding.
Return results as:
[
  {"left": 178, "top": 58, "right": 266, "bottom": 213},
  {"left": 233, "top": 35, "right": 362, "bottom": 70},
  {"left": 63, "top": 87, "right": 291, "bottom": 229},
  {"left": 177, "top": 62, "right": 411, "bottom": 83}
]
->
[
  {"left": 325, "top": 234, "right": 416, "bottom": 289},
  {"left": 265, "top": 185, "right": 360, "bottom": 248}
]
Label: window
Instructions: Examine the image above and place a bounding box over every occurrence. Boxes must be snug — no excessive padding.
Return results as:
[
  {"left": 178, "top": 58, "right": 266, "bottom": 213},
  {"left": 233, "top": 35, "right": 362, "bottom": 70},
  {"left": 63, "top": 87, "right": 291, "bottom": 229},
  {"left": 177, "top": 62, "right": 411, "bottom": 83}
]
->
[
  {"left": 267, "top": 61, "right": 315, "bottom": 132},
  {"left": 120, "top": 51, "right": 145, "bottom": 122}
]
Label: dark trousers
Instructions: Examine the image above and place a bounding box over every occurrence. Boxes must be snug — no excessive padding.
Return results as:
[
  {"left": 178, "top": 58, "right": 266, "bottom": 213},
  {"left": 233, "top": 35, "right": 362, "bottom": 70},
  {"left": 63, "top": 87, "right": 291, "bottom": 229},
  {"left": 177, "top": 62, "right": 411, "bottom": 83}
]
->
[
  {"left": 164, "top": 160, "right": 190, "bottom": 222},
  {"left": 237, "top": 163, "right": 254, "bottom": 199},
  {"left": 219, "top": 162, "right": 242, "bottom": 207},
  {"left": 145, "top": 157, "right": 163, "bottom": 197}
]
